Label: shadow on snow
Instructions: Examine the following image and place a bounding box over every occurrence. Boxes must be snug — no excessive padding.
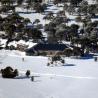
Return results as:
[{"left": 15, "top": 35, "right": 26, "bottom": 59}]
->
[{"left": 62, "top": 64, "right": 76, "bottom": 67}]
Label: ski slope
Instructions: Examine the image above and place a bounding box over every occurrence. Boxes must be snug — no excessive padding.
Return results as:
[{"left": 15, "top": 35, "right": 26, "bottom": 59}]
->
[{"left": 0, "top": 50, "right": 98, "bottom": 98}]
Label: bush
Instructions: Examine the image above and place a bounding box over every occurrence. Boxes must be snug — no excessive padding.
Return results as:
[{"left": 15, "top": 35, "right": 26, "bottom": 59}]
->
[
  {"left": 47, "top": 63, "right": 50, "bottom": 66},
  {"left": 1, "top": 66, "right": 18, "bottom": 78},
  {"left": 39, "top": 52, "right": 47, "bottom": 56},
  {"left": 26, "top": 70, "right": 30, "bottom": 77},
  {"left": 61, "top": 60, "right": 65, "bottom": 64},
  {"left": 94, "top": 57, "right": 97, "bottom": 62},
  {"left": 14, "top": 69, "right": 19, "bottom": 76},
  {"left": 75, "top": 16, "right": 82, "bottom": 22},
  {"left": 9, "top": 45, "right": 16, "bottom": 50},
  {"left": 31, "top": 76, "right": 34, "bottom": 81},
  {"left": 34, "top": 24, "right": 43, "bottom": 29}
]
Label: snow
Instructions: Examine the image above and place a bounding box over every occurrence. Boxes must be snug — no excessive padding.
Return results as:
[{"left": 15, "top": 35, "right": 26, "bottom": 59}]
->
[
  {"left": 0, "top": 38, "right": 37, "bottom": 48},
  {"left": 19, "top": 12, "right": 51, "bottom": 27},
  {"left": 0, "top": 0, "right": 98, "bottom": 98},
  {"left": 0, "top": 38, "right": 7, "bottom": 47},
  {"left": 16, "top": 40, "right": 37, "bottom": 48},
  {"left": 0, "top": 50, "right": 98, "bottom": 98},
  {"left": 85, "top": 0, "right": 96, "bottom": 4}
]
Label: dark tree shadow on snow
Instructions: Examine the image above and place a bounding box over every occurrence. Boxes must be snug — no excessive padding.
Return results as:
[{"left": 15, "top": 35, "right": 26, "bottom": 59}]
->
[
  {"left": 14, "top": 75, "right": 40, "bottom": 79},
  {"left": 14, "top": 76, "right": 30, "bottom": 79},
  {"left": 62, "top": 64, "right": 76, "bottom": 66}
]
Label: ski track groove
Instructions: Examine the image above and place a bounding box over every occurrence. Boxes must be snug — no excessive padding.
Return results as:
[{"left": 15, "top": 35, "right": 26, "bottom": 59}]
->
[{"left": 20, "top": 71, "right": 98, "bottom": 80}]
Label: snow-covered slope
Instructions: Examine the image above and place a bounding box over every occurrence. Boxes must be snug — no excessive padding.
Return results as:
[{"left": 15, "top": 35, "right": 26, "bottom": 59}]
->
[
  {"left": 0, "top": 0, "right": 98, "bottom": 98},
  {"left": 0, "top": 50, "right": 98, "bottom": 98}
]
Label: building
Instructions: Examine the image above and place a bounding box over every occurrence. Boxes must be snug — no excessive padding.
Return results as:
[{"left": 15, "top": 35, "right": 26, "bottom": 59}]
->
[{"left": 26, "top": 43, "right": 69, "bottom": 56}]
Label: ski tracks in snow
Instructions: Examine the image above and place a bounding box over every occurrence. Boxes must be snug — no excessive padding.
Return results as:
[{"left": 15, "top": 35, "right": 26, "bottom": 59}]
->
[{"left": 19, "top": 71, "right": 98, "bottom": 80}]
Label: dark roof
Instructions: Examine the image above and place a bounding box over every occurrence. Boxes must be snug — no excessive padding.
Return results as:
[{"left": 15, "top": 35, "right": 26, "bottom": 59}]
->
[{"left": 26, "top": 43, "right": 68, "bottom": 53}]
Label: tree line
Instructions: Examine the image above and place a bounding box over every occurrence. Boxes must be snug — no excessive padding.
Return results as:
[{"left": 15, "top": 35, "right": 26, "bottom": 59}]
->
[{"left": 0, "top": 0, "right": 98, "bottom": 56}]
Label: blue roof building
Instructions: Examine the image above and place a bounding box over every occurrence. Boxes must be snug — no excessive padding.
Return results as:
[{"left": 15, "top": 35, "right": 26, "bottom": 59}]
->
[{"left": 26, "top": 43, "right": 69, "bottom": 56}]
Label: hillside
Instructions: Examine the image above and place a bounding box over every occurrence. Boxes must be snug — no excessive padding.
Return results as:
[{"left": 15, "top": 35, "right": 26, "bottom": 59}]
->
[
  {"left": 0, "top": 50, "right": 98, "bottom": 98},
  {"left": 0, "top": 0, "right": 98, "bottom": 98}
]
